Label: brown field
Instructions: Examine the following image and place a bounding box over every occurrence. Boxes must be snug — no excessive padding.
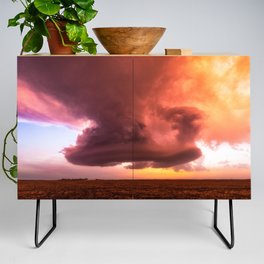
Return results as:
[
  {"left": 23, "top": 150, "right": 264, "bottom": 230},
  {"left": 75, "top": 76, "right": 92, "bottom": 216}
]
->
[{"left": 18, "top": 179, "right": 250, "bottom": 199}]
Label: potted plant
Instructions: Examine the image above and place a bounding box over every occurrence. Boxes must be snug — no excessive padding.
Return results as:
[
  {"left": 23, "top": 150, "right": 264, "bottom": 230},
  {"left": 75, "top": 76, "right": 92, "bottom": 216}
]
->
[
  {"left": 8, "top": 0, "right": 98, "bottom": 54},
  {"left": 2, "top": 1, "right": 98, "bottom": 184}
]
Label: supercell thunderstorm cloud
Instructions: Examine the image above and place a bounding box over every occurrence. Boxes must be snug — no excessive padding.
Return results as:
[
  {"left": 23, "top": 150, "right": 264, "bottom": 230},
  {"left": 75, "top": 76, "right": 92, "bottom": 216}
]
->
[{"left": 18, "top": 56, "right": 250, "bottom": 179}]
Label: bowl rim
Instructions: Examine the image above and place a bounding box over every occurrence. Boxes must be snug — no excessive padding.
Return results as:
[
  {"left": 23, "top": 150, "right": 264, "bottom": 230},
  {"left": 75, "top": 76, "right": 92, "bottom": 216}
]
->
[{"left": 92, "top": 27, "right": 166, "bottom": 30}]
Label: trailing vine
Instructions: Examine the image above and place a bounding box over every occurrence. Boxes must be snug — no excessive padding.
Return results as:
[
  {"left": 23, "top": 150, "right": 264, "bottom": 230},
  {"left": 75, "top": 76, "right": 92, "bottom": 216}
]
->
[{"left": 2, "top": 120, "right": 18, "bottom": 184}]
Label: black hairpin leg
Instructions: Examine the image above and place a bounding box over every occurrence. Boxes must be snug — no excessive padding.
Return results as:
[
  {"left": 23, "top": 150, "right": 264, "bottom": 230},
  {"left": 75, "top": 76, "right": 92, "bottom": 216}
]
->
[
  {"left": 213, "top": 199, "right": 234, "bottom": 249},
  {"left": 35, "top": 199, "right": 57, "bottom": 248}
]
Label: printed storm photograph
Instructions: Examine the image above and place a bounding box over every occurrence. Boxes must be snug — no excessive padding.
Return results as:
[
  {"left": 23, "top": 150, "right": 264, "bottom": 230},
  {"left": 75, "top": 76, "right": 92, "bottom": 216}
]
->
[{"left": 17, "top": 56, "right": 250, "bottom": 199}]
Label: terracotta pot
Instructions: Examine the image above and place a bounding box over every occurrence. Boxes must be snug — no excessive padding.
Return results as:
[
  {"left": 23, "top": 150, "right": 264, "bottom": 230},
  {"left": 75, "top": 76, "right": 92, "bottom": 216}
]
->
[{"left": 46, "top": 20, "right": 76, "bottom": 55}]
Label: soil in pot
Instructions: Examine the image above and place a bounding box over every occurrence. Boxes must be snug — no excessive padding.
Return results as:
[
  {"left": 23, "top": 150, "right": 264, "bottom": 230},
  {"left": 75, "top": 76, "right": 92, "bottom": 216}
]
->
[{"left": 46, "top": 20, "right": 76, "bottom": 55}]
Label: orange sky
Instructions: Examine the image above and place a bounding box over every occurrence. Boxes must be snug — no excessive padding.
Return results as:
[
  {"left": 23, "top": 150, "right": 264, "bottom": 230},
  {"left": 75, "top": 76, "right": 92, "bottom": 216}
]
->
[{"left": 133, "top": 56, "right": 250, "bottom": 179}]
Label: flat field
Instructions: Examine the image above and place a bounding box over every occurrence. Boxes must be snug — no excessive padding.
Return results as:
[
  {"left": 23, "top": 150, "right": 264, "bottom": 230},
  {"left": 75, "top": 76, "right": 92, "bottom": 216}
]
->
[{"left": 18, "top": 179, "right": 250, "bottom": 199}]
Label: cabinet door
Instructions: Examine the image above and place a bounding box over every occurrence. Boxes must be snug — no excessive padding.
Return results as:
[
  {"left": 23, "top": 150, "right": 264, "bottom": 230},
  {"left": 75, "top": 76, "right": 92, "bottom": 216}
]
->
[
  {"left": 133, "top": 56, "right": 250, "bottom": 199},
  {"left": 18, "top": 56, "right": 133, "bottom": 199}
]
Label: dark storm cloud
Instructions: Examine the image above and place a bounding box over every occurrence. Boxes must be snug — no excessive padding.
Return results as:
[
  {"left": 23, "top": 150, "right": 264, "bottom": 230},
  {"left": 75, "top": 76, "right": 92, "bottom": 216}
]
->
[
  {"left": 157, "top": 106, "right": 204, "bottom": 143},
  {"left": 126, "top": 147, "right": 202, "bottom": 169},
  {"left": 18, "top": 56, "right": 204, "bottom": 169}
]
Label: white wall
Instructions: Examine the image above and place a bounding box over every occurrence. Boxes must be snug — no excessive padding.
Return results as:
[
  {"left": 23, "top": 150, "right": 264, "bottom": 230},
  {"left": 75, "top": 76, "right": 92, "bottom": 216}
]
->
[{"left": 1, "top": 0, "right": 263, "bottom": 197}]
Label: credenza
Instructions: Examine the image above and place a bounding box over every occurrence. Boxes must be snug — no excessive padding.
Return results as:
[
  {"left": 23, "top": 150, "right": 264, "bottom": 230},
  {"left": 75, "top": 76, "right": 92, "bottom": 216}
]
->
[{"left": 17, "top": 55, "right": 250, "bottom": 248}]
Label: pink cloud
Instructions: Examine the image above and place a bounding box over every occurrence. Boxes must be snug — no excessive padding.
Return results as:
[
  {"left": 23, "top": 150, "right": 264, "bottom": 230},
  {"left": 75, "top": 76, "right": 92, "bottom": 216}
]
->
[{"left": 18, "top": 80, "right": 88, "bottom": 130}]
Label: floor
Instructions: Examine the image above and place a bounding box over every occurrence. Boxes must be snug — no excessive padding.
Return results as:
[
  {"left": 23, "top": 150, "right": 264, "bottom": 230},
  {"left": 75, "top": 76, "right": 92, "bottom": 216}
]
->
[{"left": 0, "top": 176, "right": 263, "bottom": 264}]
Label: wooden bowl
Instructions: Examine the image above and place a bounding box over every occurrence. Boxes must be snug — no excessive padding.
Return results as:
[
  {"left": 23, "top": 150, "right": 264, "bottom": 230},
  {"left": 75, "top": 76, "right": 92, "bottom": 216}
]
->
[{"left": 93, "top": 27, "right": 166, "bottom": 54}]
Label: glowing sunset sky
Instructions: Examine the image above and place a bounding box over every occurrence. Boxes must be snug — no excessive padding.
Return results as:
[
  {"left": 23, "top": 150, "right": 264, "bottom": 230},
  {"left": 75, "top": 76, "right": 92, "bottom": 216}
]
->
[{"left": 18, "top": 56, "right": 250, "bottom": 180}]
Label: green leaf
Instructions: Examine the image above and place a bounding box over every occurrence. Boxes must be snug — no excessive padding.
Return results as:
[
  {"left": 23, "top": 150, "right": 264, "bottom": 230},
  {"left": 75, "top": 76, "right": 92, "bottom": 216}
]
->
[
  {"left": 76, "top": 7, "right": 97, "bottom": 23},
  {"left": 22, "top": 29, "right": 43, "bottom": 53},
  {"left": 72, "top": 45, "right": 82, "bottom": 53},
  {"left": 10, "top": 165, "right": 17, "bottom": 178},
  {"left": 34, "top": 0, "right": 60, "bottom": 15},
  {"left": 81, "top": 42, "right": 97, "bottom": 54},
  {"left": 20, "top": 23, "right": 25, "bottom": 34},
  {"left": 28, "top": 2, "right": 39, "bottom": 16},
  {"left": 64, "top": 8, "right": 79, "bottom": 21},
  {"left": 81, "top": 37, "right": 97, "bottom": 54},
  {"left": 24, "top": 21, "right": 32, "bottom": 27},
  {"left": 66, "top": 23, "right": 87, "bottom": 42},
  {"left": 82, "top": 36, "right": 95, "bottom": 44},
  {"left": 34, "top": 17, "right": 49, "bottom": 36},
  {"left": 73, "top": 0, "right": 94, "bottom": 10},
  {"left": 13, "top": 155, "right": 17, "bottom": 164},
  {"left": 8, "top": 12, "right": 26, "bottom": 27},
  {"left": 60, "top": 0, "right": 74, "bottom": 7},
  {"left": 8, "top": 18, "right": 19, "bottom": 27},
  {"left": 24, "top": 9, "right": 36, "bottom": 23}
]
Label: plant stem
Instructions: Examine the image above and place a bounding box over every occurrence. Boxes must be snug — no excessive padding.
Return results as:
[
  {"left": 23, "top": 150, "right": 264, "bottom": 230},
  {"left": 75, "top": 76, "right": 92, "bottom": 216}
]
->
[
  {"left": 50, "top": 17, "right": 73, "bottom": 48},
  {"left": 18, "top": 0, "right": 27, "bottom": 9},
  {"left": 2, "top": 120, "right": 18, "bottom": 184},
  {"left": 3, "top": 154, "right": 13, "bottom": 164},
  {"left": 11, "top": 129, "right": 17, "bottom": 144}
]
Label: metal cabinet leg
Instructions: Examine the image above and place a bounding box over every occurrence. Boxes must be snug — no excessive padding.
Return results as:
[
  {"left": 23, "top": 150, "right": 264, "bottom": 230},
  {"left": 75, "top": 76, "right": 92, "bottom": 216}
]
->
[
  {"left": 35, "top": 199, "right": 57, "bottom": 248},
  {"left": 213, "top": 199, "right": 234, "bottom": 249},
  {"left": 34, "top": 199, "right": 235, "bottom": 248}
]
